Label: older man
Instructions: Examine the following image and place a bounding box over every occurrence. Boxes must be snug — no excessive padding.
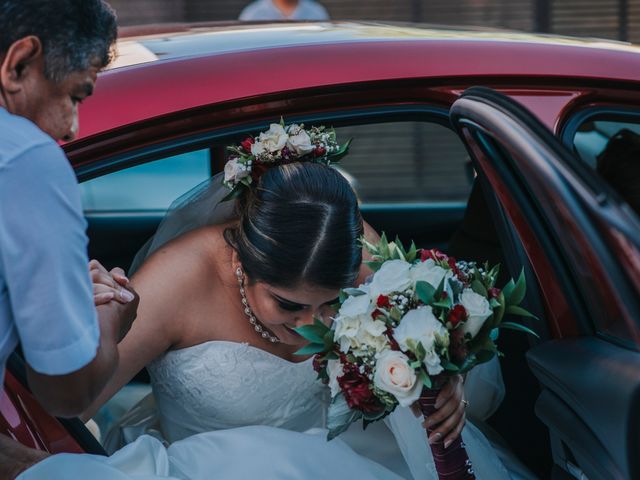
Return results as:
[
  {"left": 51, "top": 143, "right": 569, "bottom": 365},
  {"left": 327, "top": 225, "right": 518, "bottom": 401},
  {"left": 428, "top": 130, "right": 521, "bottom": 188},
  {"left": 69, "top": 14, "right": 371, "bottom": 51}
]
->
[{"left": 0, "top": 0, "right": 137, "bottom": 476}]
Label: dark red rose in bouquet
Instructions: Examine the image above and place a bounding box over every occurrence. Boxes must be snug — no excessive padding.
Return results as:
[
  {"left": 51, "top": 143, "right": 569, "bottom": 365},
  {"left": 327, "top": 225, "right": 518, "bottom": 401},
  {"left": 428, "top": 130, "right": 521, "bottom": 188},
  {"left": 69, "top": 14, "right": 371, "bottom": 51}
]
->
[
  {"left": 448, "top": 305, "right": 467, "bottom": 327},
  {"left": 241, "top": 137, "right": 254, "bottom": 153},
  {"left": 338, "top": 364, "right": 381, "bottom": 413}
]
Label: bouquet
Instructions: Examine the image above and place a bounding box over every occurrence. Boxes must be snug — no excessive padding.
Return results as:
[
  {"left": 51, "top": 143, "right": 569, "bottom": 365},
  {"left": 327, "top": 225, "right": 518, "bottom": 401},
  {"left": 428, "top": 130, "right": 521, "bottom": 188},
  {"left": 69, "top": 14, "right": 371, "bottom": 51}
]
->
[
  {"left": 222, "top": 118, "right": 351, "bottom": 201},
  {"left": 296, "top": 234, "right": 537, "bottom": 480}
]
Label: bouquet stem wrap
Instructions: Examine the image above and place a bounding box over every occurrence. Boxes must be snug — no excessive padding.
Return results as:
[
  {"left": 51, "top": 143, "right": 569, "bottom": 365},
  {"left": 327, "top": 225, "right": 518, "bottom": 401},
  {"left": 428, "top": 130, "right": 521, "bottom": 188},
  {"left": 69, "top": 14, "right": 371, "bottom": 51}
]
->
[{"left": 418, "top": 388, "right": 476, "bottom": 480}]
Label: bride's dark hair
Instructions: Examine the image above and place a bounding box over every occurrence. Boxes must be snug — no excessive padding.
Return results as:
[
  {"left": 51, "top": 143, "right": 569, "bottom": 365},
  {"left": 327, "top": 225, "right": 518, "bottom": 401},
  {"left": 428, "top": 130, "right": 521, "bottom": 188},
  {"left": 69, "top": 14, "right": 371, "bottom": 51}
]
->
[{"left": 224, "top": 162, "right": 363, "bottom": 289}]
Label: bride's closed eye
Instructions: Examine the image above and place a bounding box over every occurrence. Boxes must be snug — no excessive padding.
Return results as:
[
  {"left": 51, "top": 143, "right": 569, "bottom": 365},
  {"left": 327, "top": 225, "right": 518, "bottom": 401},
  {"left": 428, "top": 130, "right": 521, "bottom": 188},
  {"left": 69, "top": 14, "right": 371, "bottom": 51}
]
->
[
  {"left": 276, "top": 299, "right": 305, "bottom": 312},
  {"left": 272, "top": 294, "right": 340, "bottom": 313}
]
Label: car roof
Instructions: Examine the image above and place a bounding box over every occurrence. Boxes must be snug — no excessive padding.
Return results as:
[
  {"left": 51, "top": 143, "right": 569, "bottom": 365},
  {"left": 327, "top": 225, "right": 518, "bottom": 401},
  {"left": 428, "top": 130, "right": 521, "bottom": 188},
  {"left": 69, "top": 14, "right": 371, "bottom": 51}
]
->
[
  {"left": 76, "top": 21, "right": 640, "bottom": 142},
  {"left": 112, "top": 21, "right": 640, "bottom": 69}
]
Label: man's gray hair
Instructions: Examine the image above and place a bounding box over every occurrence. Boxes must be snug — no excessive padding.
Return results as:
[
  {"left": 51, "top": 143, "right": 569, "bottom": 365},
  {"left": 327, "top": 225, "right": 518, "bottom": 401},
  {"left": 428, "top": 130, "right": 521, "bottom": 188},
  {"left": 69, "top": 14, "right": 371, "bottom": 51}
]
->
[{"left": 0, "top": 0, "right": 117, "bottom": 82}]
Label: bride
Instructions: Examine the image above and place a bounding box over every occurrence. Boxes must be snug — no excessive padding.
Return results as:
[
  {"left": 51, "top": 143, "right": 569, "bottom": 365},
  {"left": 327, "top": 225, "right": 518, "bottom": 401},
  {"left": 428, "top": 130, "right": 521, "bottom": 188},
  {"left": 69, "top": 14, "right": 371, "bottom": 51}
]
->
[{"left": 34, "top": 126, "right": 527, "bottom": 479}]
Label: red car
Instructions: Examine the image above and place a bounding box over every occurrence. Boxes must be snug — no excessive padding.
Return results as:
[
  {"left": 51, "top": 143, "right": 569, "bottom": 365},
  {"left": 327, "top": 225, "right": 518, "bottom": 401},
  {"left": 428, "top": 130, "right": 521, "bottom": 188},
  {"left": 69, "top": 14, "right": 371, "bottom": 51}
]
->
[{"left": 2, "top": 21, "right": 640, "bottom": 480}]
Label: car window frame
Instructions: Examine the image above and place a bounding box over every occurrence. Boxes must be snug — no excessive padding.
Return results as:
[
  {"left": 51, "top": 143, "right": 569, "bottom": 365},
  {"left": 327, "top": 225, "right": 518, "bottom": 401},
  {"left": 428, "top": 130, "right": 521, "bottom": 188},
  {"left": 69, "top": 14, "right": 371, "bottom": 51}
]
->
[
  {"left": 451, "top": 87, "right": 640, "bottom": 349},
  {"left": 560, "top": 105, "right": 640, "bottom": 149}
]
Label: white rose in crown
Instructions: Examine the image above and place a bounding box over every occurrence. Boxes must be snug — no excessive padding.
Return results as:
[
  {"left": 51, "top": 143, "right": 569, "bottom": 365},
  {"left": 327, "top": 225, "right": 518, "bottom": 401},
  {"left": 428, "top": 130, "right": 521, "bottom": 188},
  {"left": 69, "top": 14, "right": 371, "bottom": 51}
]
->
[
  {"left": 368, "top": 260, "right": 412, "bottom": 298},
  {"left": 251, "top": 123, "right": 289, "bottom": 157},
  {"left": 409, "top": 258, "right": 452, "bottom": 289},
  {"left": 327, "top": 359, "right": 344, "bottom": 398},
  {"left": 394, "top": 306, "right": 449, "bottom": 375},
  {"left": 460, "top": 289, "right": 493, "bottom": 338},
  {"left": 374, "top": 350, "right": 423, "bottom": 407},
  {"left": 286, "top": 124, "right": 314, "bottom": 155},
  {"left": 223, "top": 158, "right": 249, "bottom": 184}
]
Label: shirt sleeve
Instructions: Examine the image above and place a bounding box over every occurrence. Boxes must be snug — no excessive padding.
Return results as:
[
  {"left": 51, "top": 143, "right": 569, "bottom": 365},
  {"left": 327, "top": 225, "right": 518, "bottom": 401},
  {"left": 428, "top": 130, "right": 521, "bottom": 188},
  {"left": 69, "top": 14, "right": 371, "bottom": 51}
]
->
[
  {"left": 313, "top": 2, "right": 330, "bottom": 20},
  {"left": 0, "top": 141, "right": 99, "bottom": 375},
  {"left": 238, "top": 3, "right": 259, "bottom": 21}
]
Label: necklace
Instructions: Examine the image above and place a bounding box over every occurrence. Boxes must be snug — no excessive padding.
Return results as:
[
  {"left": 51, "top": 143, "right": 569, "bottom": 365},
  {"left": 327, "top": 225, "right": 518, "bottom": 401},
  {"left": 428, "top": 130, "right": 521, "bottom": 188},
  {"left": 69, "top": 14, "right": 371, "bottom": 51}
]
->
[{"left": 236, "top": 267, "right": 280, "bottom": 344}]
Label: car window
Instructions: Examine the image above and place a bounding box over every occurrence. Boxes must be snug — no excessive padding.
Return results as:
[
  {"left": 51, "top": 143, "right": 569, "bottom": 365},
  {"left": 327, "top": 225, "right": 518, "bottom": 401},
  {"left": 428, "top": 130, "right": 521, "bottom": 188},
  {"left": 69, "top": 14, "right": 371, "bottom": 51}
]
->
[
  {"left": 80, "top": 149, "right": 211, "bottom": 212},
  {"left": 334, "top": 121, "right": 472, "bottom": 203},
  {"left": 572, "top": 117, "right": 640, "bottom": 217},
  {"left": 81, "top": 121, "right": 471, "bottom": 213}
]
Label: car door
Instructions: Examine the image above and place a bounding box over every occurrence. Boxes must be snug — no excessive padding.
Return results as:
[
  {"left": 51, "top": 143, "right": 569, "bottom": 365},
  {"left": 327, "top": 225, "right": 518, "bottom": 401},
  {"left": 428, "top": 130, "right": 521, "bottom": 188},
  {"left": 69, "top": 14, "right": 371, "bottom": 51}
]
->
[{"left": 449, "top": 87, "right": 640, "bottom": 480}]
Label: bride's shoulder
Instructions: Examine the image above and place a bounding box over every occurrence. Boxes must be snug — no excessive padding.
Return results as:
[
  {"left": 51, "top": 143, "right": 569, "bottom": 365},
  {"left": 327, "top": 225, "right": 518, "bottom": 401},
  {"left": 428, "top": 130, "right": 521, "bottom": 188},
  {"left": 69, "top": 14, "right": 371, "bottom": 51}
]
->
[{"left": 132, "top": 224, "right": 231, "bottom": 292}]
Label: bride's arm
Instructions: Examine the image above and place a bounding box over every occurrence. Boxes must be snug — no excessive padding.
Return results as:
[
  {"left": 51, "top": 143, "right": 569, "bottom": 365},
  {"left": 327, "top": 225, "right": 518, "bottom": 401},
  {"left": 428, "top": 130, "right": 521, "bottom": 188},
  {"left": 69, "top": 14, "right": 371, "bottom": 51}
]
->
[{"left": 79, "top": 237, "right": 198, "bottom": 422}]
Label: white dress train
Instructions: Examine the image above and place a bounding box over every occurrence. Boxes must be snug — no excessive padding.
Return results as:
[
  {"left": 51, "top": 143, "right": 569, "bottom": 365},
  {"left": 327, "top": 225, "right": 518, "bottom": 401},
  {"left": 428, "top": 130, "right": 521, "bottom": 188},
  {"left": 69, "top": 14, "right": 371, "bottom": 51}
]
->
[{"left": 20, "top": 427, "right": 402, "bottom": 479}]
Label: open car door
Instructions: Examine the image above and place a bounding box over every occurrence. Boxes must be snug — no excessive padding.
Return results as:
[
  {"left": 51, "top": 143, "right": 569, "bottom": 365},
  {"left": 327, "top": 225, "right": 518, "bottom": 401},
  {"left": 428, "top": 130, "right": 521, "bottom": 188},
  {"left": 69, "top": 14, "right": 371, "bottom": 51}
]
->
[{"left": 449, "top": 87, "right": 640, "bottom": 480}]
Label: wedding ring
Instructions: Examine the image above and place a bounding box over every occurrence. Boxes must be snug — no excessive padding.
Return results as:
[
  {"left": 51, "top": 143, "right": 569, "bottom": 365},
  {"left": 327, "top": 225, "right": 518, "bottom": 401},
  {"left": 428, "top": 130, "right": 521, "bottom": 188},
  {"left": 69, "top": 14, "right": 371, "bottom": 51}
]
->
[{"left": 462, "top": 399, "right": 470, "bottom": 409}]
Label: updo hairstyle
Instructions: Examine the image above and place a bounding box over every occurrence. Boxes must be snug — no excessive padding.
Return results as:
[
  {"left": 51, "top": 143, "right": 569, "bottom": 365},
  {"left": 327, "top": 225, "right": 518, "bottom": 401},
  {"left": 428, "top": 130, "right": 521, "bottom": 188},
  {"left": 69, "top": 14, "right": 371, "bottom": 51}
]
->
[{"left": 224, "top": 162, "right": 363, "bottom": 290}]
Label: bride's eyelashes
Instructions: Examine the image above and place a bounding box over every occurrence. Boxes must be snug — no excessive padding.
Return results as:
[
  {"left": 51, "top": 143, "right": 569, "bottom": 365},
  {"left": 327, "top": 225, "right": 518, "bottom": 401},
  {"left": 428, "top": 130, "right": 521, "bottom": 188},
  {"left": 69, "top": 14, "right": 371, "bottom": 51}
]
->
[
  {"left": 277, "top": 300, "right": 305, "bottom": 312},
  {"left": 273, "top": 295, "right": 341, "bottom": 313},
  {"left": 272, "top": 294, "right": 306, "bottom": 312}
]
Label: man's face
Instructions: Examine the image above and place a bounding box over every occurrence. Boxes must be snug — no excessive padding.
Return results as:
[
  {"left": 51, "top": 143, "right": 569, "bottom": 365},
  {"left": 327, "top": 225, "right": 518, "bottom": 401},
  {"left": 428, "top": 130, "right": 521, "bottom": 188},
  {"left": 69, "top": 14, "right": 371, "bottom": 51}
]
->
[
  {"left": 0, "top": 37, "right": 99, "bottom": 142},
  {"left": 12, "top": 64, "right": 98, "bottom": 142}
]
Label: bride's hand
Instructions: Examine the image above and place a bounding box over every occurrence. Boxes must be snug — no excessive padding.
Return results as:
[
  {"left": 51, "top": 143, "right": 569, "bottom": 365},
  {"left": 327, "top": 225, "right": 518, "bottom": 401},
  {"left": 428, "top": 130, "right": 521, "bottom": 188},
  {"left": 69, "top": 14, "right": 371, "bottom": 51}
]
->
[
  {"left": 412, "top": 374, "right": 466, "bottom": 448},
  {"left": 90, "top": 259, "right": 135, "bottom": 306}
]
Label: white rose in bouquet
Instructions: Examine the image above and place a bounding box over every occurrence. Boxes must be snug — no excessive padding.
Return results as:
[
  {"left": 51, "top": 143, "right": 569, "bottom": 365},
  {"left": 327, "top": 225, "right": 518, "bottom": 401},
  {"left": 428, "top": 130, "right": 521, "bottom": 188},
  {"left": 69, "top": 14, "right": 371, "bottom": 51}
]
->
[
  {"left": 356, "top": 331, "right": 390, "bottom": 356},
  {"left": 333, "top": 314, "right": 364, "bottom": 352},
  {"left": 409, "top": 259, "right": 451, "bottom": 289},
  {"left": 460, "top": 288, "right": 493, "bottom": 338},
  {"left": 251, "top": 123, "right": 288, "bottom": 156},
  {"left": 394, "top": 306, "right": 448, "bottom": 375},
  {"left": 368, "top": 260, "right": 412, "bottom": 298},
  {"left": 374, "top": 350, "right": 423, "bottom": 407},
  {"left": 423, "top": 349, "right": 445, "bottom": 377},
  {"left": 286, "top": 124, "right": 314, "bottom": 155},
  {"left": 223, "top": 158, "right": 249, "bottom": 184},
  {"left": 338, "top": 293, "right": 371, "bottom": 318},
  {"left": 327, "top": 359, "right": 344, "bottom": 398},
  {"left": 361, "top": 316, "right": 388, "bottom": 337},
  {"left": 353, "top": 317, "right": 389, "bottom": 355}
]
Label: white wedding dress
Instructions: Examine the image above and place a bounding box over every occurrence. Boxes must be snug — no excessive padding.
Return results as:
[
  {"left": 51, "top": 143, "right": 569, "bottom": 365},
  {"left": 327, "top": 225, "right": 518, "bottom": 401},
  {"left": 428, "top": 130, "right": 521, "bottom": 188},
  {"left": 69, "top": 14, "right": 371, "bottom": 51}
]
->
[{"left": 21, "top": 338, "right": 533, "bottom": 480}]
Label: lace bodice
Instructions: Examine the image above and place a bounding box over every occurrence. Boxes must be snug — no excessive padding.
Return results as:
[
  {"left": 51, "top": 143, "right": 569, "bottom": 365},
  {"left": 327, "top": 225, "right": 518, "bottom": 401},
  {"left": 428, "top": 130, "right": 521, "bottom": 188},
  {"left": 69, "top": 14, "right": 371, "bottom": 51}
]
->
[{"left": 147, "top": 340, "right": 327, "bottom": 443}]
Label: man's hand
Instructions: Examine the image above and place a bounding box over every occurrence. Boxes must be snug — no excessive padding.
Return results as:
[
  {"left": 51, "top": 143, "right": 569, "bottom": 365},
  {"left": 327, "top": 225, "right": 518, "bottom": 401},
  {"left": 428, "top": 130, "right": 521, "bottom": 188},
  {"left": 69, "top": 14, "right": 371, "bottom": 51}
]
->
[{"left": 0, "top": 434, "right": 49, "bottom": 479}]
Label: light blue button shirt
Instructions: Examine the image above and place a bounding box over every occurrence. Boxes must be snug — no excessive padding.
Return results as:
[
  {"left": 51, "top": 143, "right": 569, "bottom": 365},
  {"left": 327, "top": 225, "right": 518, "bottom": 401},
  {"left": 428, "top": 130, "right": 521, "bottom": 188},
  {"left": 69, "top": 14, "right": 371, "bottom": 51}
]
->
[
  {"left": 239, "top": 0, "right": 330, "bottom": 21},
  {"left": 0, "top": 108, "right": 98, "bottom": 384}
]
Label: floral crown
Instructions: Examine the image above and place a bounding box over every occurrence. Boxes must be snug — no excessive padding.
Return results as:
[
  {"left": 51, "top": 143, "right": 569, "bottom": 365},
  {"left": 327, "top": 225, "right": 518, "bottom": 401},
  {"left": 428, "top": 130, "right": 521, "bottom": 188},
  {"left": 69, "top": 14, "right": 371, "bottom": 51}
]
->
[{"left": 222, "top": 119, "right": 352, "bottom": 201}]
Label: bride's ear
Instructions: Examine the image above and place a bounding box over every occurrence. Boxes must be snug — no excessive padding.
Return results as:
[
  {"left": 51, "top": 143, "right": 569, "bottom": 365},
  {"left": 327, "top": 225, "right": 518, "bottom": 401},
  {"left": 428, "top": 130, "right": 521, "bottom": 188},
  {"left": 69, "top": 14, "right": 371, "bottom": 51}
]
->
[{"left": 230, "top": 249, "right": 240, "bottom": 271}]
